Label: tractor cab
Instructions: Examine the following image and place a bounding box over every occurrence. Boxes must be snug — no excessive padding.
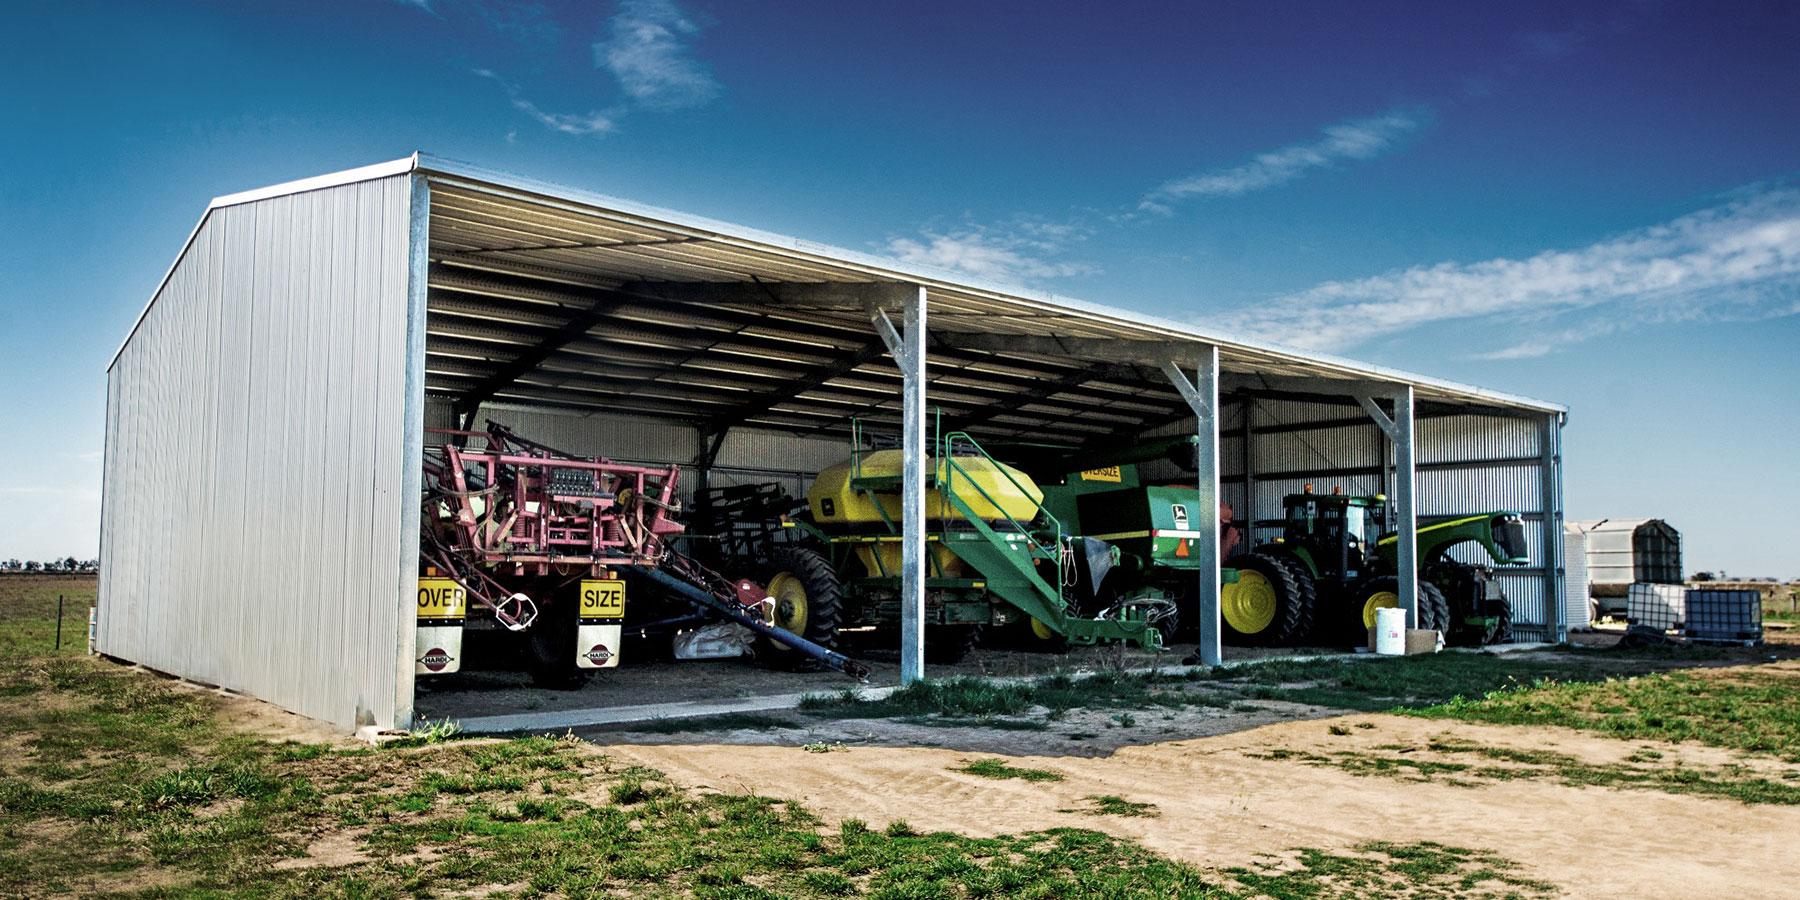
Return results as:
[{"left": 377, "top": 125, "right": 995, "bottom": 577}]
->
[{"left": 1279, "top": 487, "right": 1387, "bottom": 585}]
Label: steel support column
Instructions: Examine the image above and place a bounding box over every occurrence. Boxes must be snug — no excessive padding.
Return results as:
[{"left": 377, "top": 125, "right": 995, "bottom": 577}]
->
[
  {"left": 396, "top": 173, "right": 431, "bottom": 727},
  {"left": 1239, "top": 399, "right": 1255, "bottom": 542},
  {"left": 1356, "top": 389, "right": 1418, "bottom": 629},
  {"left": 1161, "top": 347, "right": 1221, "bottom": 666},
  {"left": 1392, "top": 387, "right": 1419, "bottom": 628},
  {"left": 1539, "top": 412, "right": 1568, "bottom": 642},
  {"left": 872, "top": 286, "right": 928, "bottom": 684}
]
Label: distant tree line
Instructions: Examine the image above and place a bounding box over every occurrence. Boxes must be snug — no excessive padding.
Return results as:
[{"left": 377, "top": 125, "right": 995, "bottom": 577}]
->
[{"left": 0, "top": 558, "right": 97, "bottom": 572}]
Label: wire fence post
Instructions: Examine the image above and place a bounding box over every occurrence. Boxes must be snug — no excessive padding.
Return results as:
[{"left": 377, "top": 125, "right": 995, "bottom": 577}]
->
[{"left": 55, "top": 594, "right": 64, "bottom": 651}]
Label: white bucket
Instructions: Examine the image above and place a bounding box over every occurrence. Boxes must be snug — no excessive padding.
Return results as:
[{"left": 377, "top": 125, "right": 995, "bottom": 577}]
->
[{"left": 1375, "top": 607, "right": 1407, "bottom": 656}]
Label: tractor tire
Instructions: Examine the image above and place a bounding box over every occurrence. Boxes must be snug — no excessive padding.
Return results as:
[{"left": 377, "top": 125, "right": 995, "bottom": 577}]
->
[
  {"left": 926, "top": 625, "right": 983, "bottom": 664},
  {"left": 1221, "top": 552, "right": 1309, "bottom": 646},
  {"left": 528, "top": 600, "right": 591, "bottom": 691},
  {"left": 1420, "top": 581, "right": 1450, "bottom": 634},
  {"left": 1156, "top": 581, "right": 1195, "bottom": 645},
  {"left": 1351, "top": 576, "right": 1448, "bottom": 636},
  {"left": 1488, "top": 597, "right": 1514, "bottom": 645},
  {"left": 1271, "top": 556, "right": 1318, "bottom": 644},
  {"left": 757, "top": 546, "right": 844, "bottom": 661}
]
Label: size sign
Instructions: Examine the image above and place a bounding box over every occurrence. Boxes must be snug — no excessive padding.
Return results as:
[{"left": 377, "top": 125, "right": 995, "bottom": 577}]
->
[
  {"left": 579, "top": 580, "right": 626, "bottom": 621},
  {"left": 416, "top": 579, "right": 467, "bottom": 621},
  {"left": 1080, "top": 466, "right": 1122, "bottom": 483}
]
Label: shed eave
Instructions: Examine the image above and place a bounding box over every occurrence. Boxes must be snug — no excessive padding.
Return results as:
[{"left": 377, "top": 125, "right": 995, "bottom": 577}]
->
[
  {"left": 114, "top": 152, "right": 1567, "bottom": 417},
  {"left": 414, "top": 153, "right": 1566, "bottom": 416}
]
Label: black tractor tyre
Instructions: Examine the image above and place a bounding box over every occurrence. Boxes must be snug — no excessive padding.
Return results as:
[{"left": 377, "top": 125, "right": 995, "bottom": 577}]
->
[
  {"left": 1269, "top": 555, "right": 1319, "bottom": 644},
  {"left": 1350, "top": 576, "right": 1447, "bottom": 638},
  {"left": 1488, "top": 597, "right": 1514, "bottom": 645},
  {"left": 1420, "top": 581, "right": 1451, "bottom": 635},
  {"left": 1155, "top": 581, "right": 1195, "bottom": 645},
  {"left": 756, "top": 546, "right": 845, "bottom": 660},
  {"left": 1221, "top": 552, "right": 1309, "bottom": 647},
  {"left": 926, "top": 624, "right": 983, "bottom": 664},
  {"left": 528, "top": 600, "right": 591, "bottom": 691}
]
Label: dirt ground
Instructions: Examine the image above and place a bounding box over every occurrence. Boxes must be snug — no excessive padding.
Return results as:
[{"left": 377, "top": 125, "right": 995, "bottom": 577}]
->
[
  {"left": 604, "top": 710, "right": 1800, "bottom": 900},
  {"left": 193, "top": 630, "right": 1800, "bottom": 898}
]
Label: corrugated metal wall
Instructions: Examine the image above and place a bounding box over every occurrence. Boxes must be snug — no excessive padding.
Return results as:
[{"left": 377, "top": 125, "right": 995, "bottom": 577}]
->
[
  {"left": 426, "top": 400, "right": 849, "bottom": 506},
  {"left": 99, "top": 175, "right": 417, "bottom": 729},
  {"left": 1135, "top": 401, "right": 1564, "bottom": 641}
]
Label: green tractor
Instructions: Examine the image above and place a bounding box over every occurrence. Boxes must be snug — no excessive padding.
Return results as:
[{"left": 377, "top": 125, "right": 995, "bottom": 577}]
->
[
  {"left": 1018, "top": 438, "right": 1312, "bottom": 648},
  {"left": 767, "top": 422, "right": 1168, "bottom": 663},
  {"left": 1257, "top": 488, "right": 1525, "bottom": 646}
]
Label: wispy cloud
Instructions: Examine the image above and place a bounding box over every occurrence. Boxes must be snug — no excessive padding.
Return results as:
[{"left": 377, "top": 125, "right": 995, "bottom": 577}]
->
[
  {"left": 884, "top": 218, "right": 1099, "bottom": 285},
  {"left": 594, "top": 0, "right": 720, "bottom": 110},
  {"left": 1212, "top": 184, "right": 1800, "bottom": 357},
  {"left": 407, "top": 0, "right": 718, "bottom": 137},
  {"left": 1139, "top": 109, "right": 1426, "bottom": 212},
  {"left": 475, "top": 69, "right": 619, "bottom": 136}
]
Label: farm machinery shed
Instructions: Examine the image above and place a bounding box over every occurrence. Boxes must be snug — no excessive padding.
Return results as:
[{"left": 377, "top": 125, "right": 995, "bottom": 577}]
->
[{"left": 99, "top": 154, "right": 1569, "bottom": 731}]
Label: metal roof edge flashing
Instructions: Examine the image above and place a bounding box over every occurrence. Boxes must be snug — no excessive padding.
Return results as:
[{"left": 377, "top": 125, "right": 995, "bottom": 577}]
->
[{"left": 208, "top": 156, "right": 418, "bottom": 209}]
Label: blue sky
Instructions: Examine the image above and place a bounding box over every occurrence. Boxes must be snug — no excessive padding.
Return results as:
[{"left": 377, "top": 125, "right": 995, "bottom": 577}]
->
[{"left": 2, "top": 0, "right": 1797, "bottom": 577}]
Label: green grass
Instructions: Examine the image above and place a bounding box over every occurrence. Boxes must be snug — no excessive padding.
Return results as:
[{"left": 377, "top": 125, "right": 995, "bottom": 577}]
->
[
  {"left": 0, "top": 573, "right": 95, "bottom": 658},
  {"left": 1412, "top": 668, "right": 1800, "bottom": 759},
  {"left": 1280, "top": 740, "right": 1800, "bottom": 806},
  {"left": 954, "top": 758, "right": 1064, "bottom": 782},
  {"left": 1226, "top": 841, "right": 1557, "bottom": 900},
  {"left": 797, "top": 649, "right": 1739, "bottom": 735},
  {"left": 0, "top": 616, "right": 1564, "bottom": 898},
  {"left": 800, "top": 670, "right": 1214, "bottom": 723},
  {"left": 1196, "top": 647, "right": 1725, "bottom": 712},
  {"left": 1063, "top": 795, "right": 1159, "bottom": 818}
]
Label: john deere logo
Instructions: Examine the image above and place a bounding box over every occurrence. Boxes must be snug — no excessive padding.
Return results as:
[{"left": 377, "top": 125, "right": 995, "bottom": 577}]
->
[
  {"left": 420, "top": 648, "right": 452, "bottom": 672},
  {"left": 584, "top": 644, "right": 613, "bottom": 665}
]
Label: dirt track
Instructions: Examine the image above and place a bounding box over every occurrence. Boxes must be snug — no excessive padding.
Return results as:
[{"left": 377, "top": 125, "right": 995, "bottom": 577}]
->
[{"left": 610, "top": 713, "right": 1800, "bottom": 900}]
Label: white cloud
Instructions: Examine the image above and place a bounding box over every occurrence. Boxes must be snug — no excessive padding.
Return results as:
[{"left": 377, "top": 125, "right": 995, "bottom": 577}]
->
[
  {"left": 1140, "top": 109, "right": 1426, "bottom": 212},
  {"left": 476, "top": 69, "right": 619, "bottom": 137},
  {"left": 884, "top": 219, "right": 1099, "bottom": 284},
  {"left": 509, "top": 98, "right": 618, "bottom": 136},
  {"left": 594, "top": 0, "right": 720, "bottom": 111},
  {"left": 1211, "top": 185, "right": 1800, "bottom": 356}
]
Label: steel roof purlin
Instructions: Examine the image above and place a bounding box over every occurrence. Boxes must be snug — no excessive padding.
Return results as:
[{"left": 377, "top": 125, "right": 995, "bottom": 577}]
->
[{"left": 406, "top": 154, "right": 1564, "bottom": 419}]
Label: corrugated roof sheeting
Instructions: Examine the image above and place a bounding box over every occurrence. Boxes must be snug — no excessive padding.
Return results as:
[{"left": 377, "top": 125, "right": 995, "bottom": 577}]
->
[
  {"left": 100, "top": 175, "right": 416, "bottom": 730},
  {"left": 413, "top": 164, "right": 1560, "bottom": 451}
]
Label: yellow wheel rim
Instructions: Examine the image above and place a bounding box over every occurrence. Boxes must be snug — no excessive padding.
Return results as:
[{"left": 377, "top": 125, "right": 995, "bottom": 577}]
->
[
  {"left": 1362, "top": 591, "right": 1399, "bottom": 629},
  {"left": 1029, "top": 617, "right": 1056, "bottom": 640},
  {"left": 1222, "top": 570, "right": 1278, "bottom": 634},
  {"left": 767, "top": 572, "right": 808, "bottom": 634}
]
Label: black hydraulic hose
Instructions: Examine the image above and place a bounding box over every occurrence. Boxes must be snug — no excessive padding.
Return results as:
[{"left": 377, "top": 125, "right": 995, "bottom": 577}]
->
[{"left": 637, "top": 566, "right": 870, "bottom": 681}]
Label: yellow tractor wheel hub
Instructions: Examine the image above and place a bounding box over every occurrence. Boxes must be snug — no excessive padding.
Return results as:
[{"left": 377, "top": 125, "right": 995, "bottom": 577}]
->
[
  {"left": 766, "top": 572, "right": 809, "bottom": 634},
  {"left": 1222, "top": 570, "right": 1278, "bottom": 634},
  {"left": 1029, "top": 617, "right": 1057, "bottom": 641},
  {"left": 1361, "top": 591, "right": 1399, "bottom": 629}
]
